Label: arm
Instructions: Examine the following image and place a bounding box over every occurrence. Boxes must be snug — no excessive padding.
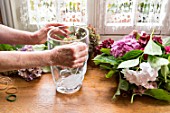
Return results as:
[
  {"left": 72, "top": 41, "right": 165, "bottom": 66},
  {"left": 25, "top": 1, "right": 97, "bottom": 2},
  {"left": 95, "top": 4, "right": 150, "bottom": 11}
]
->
[
  {"left": 0, "top": 42, "right": 88, "bottom": 72},
  {"left": 0, "top": 50, "right": 52, "bottom": 72},
  {"left": 0, "top": 24, "right": 34, "bottom": 45},
  {"left": 0, "top": 23, "right": 69, "bottom": 45}
]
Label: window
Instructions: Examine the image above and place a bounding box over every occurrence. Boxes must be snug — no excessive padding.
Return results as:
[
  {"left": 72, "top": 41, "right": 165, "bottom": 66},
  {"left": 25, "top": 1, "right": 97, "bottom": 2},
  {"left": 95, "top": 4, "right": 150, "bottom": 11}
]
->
[
  {"left": 96, "top": 0, "right": 170, "bottom": 35},
  {"left": 1, "top": 0, "right": 170, "bottom": 35},
  {"left": 27, "top": 0, "right": 88, "bottom": 25}
]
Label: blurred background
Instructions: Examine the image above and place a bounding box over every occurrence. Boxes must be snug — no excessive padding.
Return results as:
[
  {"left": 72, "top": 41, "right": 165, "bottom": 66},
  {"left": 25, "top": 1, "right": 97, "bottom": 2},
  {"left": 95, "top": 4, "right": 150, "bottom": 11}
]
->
[{"left": 0, "top": 0, "right": 170, "bottom": 40}]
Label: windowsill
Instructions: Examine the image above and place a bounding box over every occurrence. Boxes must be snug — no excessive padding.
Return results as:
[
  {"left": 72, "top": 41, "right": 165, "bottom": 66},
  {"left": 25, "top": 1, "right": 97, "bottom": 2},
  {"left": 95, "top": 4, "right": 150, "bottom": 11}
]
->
[{"left": 100, "top": 35, "right": 170, "bottom": 42}]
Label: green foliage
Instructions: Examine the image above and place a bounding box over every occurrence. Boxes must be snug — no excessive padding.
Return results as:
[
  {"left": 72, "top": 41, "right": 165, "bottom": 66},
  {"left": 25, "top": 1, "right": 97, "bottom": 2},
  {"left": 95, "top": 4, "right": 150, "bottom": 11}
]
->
[
  {"left": 32, "top": 44, "right": 46, "bottom": 51},
  {"left": 121, "top": 50, "right": 143, "bottom": 60},
  {"left": 113, "top": 74, "right": 129, "bottom": 99},
  {"left": 161, "top": 65, "right": 169, "bottom": 83},
  {"left": 144, "top": 39, "right": 162, "bottom": 56},
  {"left": 118, "top": 58, "right": 139, "bottom": 69},
  {"left": 144, "top": 89, "right": 170, "bottom": 101},
  {"left": 93, "top": 54, "right": 118, "bottom": 66},
  {"left": 163, "top": 37, "right": 170, "bottom": 46},
  {"left": 105, "top": 70, "right": 116, "bottom": 78},
  {"left": 0, "top": 44, "right": 22, "bottom": 51},
  {"left": 148, "top": 56, "right": 169, "bottom": 68},
  {"left": 164, "top": 82, "right": 170, "bottom": 91},
  {"left": 100, "top": 48, "right": 111, "bottom": 55}
]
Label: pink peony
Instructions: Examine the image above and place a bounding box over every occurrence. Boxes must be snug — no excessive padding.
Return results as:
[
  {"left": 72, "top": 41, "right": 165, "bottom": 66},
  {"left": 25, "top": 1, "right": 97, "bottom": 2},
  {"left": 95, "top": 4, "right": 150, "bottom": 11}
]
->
[{"left": 111, "top": 36, "right": 140, "bottom": 58}]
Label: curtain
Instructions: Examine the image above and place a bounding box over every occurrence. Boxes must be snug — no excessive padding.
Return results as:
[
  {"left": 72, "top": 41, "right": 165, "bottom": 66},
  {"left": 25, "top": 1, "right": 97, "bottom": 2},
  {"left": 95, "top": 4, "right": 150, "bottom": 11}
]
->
[{"left": 0, "top": 0, "right": 14, "bottom": 27}]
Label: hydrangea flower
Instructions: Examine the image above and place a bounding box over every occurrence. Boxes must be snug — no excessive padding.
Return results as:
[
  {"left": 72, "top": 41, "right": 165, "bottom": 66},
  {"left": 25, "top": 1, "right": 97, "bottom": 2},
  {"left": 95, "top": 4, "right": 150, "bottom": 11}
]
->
[
  {"left": 18, "top": 45, "right": 43, "bottom": 81},
  {"left": 19, "top": 45, "right": 33, "bottom": 51},
  {"left": 121, "top": 62, "right": 158, "bottom": 89},
  {"left": 111, "top": 36, "right": 140, "bottom": 58},
  {"left": 95, "top": 38, "right": 114, "bottom": 56}
]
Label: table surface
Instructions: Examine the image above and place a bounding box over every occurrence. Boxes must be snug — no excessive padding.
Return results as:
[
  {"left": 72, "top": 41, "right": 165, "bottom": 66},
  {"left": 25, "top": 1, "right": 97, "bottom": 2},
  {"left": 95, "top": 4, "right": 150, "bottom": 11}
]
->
[{"left": 0, "top": 65, "right": 170, "bottom": 113}]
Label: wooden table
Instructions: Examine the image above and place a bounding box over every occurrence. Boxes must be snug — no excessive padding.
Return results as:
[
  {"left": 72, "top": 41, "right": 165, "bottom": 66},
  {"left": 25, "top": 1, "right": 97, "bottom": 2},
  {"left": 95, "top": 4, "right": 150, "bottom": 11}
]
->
[{"left": 0, "top": 65, "right": 170, "bottom": 113}]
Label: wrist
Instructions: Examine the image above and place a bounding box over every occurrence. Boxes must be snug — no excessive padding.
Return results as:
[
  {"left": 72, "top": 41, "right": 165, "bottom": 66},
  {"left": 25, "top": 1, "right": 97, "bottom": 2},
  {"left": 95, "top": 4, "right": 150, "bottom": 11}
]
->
[
  {"left": 48, "top": 47, "right": 60, "bottom": 66},
  {"left": 43, "top": 50, "right": 53, "bottom": 66},
  {"left": 30, "top": 32, "right": 39, "bottom": 44}
]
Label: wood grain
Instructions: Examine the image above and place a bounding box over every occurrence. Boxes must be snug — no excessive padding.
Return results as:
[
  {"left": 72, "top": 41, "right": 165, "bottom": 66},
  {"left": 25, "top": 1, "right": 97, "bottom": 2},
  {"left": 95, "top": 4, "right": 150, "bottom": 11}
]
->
[{"left": 0, "top": 65, "right": 170, "bottom": 113}]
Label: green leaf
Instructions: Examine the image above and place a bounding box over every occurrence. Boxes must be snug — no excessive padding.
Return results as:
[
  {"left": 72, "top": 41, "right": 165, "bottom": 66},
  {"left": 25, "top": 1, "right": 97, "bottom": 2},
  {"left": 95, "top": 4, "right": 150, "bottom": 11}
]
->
[
  {"left": 105, "top": 70, "right": 115, "bottom": 78},
  {"left": 148, "top": 56, "right": 169, "bottom": 68},
  {"left": 122, "top": 50, "right": 143, "bottom": 60},
  {"left": 161, "top": 65, "right": 169, "bottom": 83},
  {"left": 161, "top": 54, "right": 170, "bottom": 59},
  {"left": 165, "top": 82, "right": 170, "bottom": 91},
  {"left": 119, "top": 79, "right": 129, "bottom": 91},
  {"left": 168, "top": 55, "right": 170, "bottom": 62},
  {"left": 113, "top": 74, "right": 121, "bottom": 99},
  {"left": 163, "top": 37, "right": 170, "bottom": 46},
  {"left": 100, "top": 48, "right": 111, "bottom": 55},
  {"left": 118, "top": 58, "right": 139, "bottom": 68},
  {"left": 42, "top": 66, "right": 51, "bottom": 73},
  {"left": 0, "top": 44, "right": 16, "bottom": 51},
  {"left": 144, "top": 89, "right": 170, "bottom": 101},
  {"left": 113, "top": 73, "right": 129, "bottom": 99},
  {"left": 32, "top": 44, "right": 46, "bottom": 51},
  {"left": 100, "top": 64, "right": 112, "bottom": 70},
  {"left": 136, "top": 33, "right": 140, "bottom": 40},
  {"left": 93, "top": 54, "right": 118, "bottom": 66},
  {"left": 144, "top": 33, "right": 162, "bottom": 55}
]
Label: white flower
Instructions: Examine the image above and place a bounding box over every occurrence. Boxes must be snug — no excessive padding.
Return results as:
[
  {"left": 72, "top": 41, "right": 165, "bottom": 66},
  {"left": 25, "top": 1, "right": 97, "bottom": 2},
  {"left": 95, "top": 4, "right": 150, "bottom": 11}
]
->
[{"left": 121, "top": 62, "right": 159, "bottom": 89}]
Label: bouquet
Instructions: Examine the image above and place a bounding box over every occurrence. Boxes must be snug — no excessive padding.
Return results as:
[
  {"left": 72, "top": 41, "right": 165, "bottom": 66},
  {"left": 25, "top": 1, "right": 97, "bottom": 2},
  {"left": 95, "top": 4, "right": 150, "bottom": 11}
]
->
[{"left": 93, "top": 30, "right": 170, "bottom": 103}]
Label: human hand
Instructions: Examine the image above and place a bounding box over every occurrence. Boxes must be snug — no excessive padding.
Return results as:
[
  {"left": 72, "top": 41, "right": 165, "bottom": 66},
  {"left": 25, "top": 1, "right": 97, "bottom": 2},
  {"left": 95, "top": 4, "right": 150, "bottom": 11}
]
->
[
  {"left": 50, "top": 42, "right": 88, "bottom": 68},
  {"left": 32, "top": 23, "right": 70, "bottom": 44}
]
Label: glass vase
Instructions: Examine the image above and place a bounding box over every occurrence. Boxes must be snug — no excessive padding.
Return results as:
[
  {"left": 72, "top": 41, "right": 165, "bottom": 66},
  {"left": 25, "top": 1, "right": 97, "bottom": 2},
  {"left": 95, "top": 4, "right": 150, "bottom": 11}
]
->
[{"left": 47, "top": 26, "right": 89, "bottom": 94}]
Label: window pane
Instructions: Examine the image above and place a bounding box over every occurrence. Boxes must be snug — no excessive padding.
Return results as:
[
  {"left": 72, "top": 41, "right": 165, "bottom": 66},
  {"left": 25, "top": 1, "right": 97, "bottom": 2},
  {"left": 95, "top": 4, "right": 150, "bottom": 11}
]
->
[
  {"left": 105, "top": 0, "right": 134, "bottom": 26},
  {"left": 27, "top": 0, "right": 87, "bottom": 25},
  {"left": 137, "top": 0, "right": 163, "bottom": 25},
  {"left": 28, "top": 0, "right": 56, "bottom": 24},
  {"left": 57, "top": 0, "right": 87, "bottom": 25}
]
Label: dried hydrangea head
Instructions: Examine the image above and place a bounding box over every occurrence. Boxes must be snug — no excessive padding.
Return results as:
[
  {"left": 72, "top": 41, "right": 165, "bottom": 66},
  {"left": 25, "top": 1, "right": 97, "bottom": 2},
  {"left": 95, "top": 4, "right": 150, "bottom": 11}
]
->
[
  {"left": 18, "top": 45, "right": 43, "bottom": 81},
  {"left": 18, "top": 67, "right": 42, "bottom": 81}
]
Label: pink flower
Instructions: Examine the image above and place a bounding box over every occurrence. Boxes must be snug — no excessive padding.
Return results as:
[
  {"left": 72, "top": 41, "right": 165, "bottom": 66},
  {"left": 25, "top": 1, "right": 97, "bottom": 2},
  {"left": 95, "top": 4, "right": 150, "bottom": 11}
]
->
[
  {"left": 152, "top": 36, "right": 162, "bottom": 44},
  {"left": 165, "top": 46, "right": 170, "bottom": 54},
  {"left": 121, "top": 62, "right": 159, "bottom": 89},
  {"left": 138, "top": 31, "right": 150, "bottom": 48},
  {"left": 111, "top": 36, "right": 140, "bottom": 58},
  {"left": 95, "top": 38, "right": 114, "bottom": 56}
]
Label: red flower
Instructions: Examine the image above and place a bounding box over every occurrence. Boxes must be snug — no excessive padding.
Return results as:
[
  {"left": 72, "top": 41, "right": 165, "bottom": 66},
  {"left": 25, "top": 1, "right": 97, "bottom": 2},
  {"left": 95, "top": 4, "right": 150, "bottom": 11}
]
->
[
  {"left": 165, "top": 46, "right": 170, "bottom": 54},
  {"left": 152, "top": 36, "right": 162, "bottom": 44},
  {"left": 138, "top": 31, "right": 150, "bottom": 48}
]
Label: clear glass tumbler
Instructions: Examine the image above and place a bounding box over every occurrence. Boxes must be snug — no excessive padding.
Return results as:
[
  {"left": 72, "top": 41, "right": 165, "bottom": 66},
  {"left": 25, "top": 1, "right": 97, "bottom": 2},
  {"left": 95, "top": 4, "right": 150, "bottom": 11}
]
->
[{"left": 47, "top": 26, "right": 89, "bottom": 94}]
